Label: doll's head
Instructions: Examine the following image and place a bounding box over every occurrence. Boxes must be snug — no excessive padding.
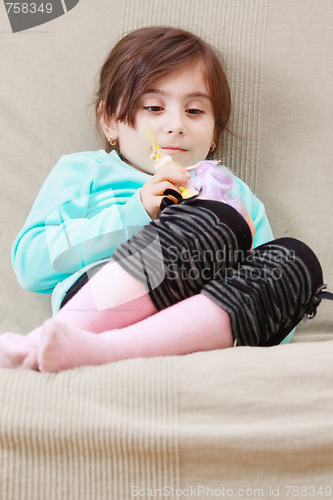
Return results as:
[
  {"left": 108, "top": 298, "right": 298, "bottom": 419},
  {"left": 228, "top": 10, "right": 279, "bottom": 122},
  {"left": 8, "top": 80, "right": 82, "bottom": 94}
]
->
[
  {"left": 193, "top": 161, "right": 244, "bottom": 215},
  {"left": 95, "top": 26, "right": 231, "bottom": 155}
]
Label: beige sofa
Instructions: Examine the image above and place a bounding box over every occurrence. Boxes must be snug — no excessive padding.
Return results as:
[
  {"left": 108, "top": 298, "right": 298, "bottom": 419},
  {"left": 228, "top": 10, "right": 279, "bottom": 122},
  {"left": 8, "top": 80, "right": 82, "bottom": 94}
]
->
[{"left": 1, "top": 0, "right": 332, "bottom": 498}]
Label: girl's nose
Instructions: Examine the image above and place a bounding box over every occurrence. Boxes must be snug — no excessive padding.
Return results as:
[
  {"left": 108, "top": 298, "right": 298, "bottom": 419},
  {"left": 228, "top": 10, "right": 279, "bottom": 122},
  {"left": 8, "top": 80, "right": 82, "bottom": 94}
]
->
[
  {"left": 167, "top": 127, "right": 184, "bottom": 135},
  {"left": 165, "top": 109, "right": 186, "bottom": 135}
]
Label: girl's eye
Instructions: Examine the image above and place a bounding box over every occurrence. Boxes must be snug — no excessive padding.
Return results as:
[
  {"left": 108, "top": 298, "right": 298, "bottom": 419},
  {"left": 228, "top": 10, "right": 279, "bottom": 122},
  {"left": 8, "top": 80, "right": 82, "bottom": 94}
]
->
[
  {"left": 186, "top": 108, "right": 204, "bottom": 115},
  {"left": 143, "top": 106, "right": 163, "bottom": 113}
]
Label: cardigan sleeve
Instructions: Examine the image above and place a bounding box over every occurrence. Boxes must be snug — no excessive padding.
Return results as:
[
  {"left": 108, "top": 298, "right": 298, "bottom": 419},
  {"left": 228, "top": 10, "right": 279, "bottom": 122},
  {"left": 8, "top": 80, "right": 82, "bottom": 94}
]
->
[
  {"left": 230, "top": 174, "right": 274, "bottom": 248},
  {"left": 11, "top": 154, "right": 151, "bottom": 294}
]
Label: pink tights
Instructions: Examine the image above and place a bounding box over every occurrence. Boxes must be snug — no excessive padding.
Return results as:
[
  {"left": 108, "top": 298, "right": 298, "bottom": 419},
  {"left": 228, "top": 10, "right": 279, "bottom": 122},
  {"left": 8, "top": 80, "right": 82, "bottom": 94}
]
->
[{"left": 0, "top": 261, "right": 233, "bottom": 372}]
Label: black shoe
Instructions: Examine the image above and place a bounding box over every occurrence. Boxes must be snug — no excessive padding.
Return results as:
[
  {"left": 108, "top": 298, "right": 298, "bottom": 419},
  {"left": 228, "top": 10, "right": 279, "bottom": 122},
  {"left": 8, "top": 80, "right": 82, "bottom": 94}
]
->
[{"left": 201, "top": 237, "right": 333, "bottom": 346}]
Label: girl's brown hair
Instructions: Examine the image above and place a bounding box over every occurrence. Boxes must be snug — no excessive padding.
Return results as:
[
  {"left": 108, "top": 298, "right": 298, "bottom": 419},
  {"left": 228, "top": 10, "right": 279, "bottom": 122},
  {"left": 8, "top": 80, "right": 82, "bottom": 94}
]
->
[{"left": 95, "top": 26, "right": 231, "bottom": 153}]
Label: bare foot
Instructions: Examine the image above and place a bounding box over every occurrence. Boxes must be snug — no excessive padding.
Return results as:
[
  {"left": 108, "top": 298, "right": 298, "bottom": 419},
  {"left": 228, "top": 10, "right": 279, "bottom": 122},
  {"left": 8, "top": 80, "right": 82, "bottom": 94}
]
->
[{"left": 0, "top": 333, "right": 38, "bottom": 370}]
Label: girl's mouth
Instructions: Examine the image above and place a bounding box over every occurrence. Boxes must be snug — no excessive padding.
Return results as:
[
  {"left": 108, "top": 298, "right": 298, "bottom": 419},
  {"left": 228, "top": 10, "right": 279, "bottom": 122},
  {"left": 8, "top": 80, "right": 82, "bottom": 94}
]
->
[{"left": 162, "top": 147, "right": 187, "bottom": 154}]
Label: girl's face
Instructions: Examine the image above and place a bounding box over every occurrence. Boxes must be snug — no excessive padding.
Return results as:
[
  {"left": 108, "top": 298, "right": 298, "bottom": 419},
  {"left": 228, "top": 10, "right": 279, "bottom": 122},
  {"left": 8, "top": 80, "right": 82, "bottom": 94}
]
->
[{"left": 104, "top": 63, "right": 216, "bottom": 174}]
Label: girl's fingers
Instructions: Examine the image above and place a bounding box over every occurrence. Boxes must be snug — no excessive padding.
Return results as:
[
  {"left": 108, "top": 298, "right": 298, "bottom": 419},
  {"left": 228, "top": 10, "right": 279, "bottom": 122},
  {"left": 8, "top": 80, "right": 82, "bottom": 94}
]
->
[
  {"left": 184, "top": 164, "right": 198, "bottom": 172},
  {"left": 151, "top": 180, "right": 183, "bottom": 196},
  {"left": 154, "top": 164, "right": 191, "bottom": 186}
]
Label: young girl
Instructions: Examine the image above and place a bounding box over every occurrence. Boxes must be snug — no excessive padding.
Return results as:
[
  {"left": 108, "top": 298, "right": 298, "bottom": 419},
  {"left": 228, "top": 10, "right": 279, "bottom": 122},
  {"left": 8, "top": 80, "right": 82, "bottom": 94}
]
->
[{"left": 1, "top": 27, "right": 331, "bottom": 372}]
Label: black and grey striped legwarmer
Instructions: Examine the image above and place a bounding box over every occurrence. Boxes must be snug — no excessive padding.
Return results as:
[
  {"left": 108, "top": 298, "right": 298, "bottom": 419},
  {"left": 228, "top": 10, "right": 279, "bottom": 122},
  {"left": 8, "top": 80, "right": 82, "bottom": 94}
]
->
[
  {"left": 201, "top": 237, "right": 330, "bottom": 346},
  {"left": 112, "top": 200, "right": 252, "bottom": 311}
]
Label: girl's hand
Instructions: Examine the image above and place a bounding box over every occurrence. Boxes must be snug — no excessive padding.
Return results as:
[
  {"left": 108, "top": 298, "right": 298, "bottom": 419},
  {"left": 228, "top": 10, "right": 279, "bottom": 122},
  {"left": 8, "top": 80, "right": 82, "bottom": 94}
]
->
[{"left": 140, "top": 162, "right": 192, "bottom": 219}]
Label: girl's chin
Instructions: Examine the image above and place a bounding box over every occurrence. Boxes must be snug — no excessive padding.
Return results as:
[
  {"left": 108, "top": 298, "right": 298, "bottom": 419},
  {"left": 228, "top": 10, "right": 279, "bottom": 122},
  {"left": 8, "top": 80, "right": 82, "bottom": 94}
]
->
[
  {"left": 121, "top": 156, "right": 155, "bottom": 174},
  {"left": 135, "top": 164, "right": 156, "bottom": 174}
]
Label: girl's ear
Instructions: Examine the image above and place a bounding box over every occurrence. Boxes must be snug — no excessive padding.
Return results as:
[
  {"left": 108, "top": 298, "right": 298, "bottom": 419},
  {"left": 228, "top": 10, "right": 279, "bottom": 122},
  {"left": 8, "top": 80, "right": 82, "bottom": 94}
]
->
[
  {"left": 99, "top": 101, "right": 118, "bottom": 140},
  {"left": 213, "top": 127, "right": 219, "bottom": 147}
]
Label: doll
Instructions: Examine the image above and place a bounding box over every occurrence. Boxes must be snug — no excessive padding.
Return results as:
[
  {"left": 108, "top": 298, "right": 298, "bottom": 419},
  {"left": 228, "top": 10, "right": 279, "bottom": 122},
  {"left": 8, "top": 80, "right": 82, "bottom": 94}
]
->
[{"left": 141, "top": 124, "right": 245, "bottom": 215}]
